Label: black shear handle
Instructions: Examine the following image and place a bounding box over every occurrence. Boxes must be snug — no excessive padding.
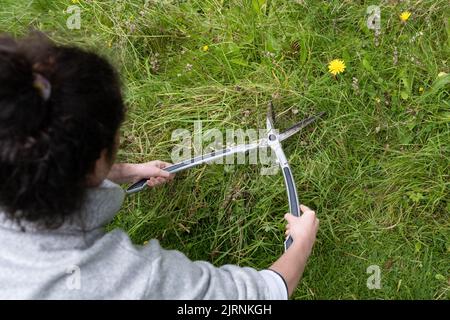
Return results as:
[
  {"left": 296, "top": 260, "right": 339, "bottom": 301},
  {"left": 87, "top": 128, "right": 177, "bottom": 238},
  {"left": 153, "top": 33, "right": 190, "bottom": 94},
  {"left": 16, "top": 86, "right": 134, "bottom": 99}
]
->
[{"left": 281, "top": 166, "right": 301, "bottom": 251}]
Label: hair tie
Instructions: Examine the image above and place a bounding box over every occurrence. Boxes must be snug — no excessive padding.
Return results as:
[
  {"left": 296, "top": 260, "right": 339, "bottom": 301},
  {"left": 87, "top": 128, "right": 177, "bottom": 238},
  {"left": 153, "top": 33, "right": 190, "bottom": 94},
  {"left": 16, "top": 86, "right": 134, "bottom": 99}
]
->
[{"left": 33, "top": 73, "right": 51, "bottom": 101}]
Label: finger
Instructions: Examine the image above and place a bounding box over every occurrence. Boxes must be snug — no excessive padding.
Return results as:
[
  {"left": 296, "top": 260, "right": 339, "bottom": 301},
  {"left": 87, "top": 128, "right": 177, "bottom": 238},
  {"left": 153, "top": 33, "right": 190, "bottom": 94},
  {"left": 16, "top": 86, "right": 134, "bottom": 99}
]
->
[
  {"left": 284, "top": 212, "right": 298, "bottom": 223},
  {"left": 151, "top": 178, "right": 163, "bottom": 187},
  {"left": 152, "top": 160, "right": 172, "bottom": 169},
  {"left": 285, "top": 229, "right": 290, "bottom": 236},
  {"left": 301, "top": 210, "right": 316, "bottom": 224},
  {"left": 160, "top": 163, "right": 176, "bottom": 179},
  {"left": 160, "top": 161, "right": 173, "bottom": 169},
  {"left": 156, "top": 177, "right": 166, "bottom": 184},
  {"left": 301, "top": 204, "right": 317, "bottom": 214},
  {"left": 155, "top": 168, "right": 171, "bottom": 178}
]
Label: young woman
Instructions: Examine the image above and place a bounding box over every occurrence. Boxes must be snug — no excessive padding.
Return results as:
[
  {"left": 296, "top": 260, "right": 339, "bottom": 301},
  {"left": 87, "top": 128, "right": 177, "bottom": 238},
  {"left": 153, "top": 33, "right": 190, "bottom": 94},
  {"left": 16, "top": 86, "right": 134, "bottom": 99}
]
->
[{"left": 0, "top": 33, "right": 318, "bottom": 299}]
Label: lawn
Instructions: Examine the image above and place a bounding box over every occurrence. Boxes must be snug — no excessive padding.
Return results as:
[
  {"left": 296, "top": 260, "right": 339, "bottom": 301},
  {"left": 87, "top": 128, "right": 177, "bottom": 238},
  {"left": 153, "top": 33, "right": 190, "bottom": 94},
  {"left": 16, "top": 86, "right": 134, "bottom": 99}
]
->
[{"left": 1, "top": 0, "right": 448, "bottom": 299}]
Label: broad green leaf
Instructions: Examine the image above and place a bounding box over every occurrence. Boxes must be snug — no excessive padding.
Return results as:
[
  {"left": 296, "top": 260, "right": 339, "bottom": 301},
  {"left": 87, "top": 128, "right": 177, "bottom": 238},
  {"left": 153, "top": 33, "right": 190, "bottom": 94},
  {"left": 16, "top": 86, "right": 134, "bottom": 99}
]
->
[
  {"left": 425, "top": 74, "right": 450, "bottom": 97},
  {"left": 415, "top": 242, "right": 422, "bottom": 253},
  {"left": 252, "top": 0, "right": 267, "bottom": 15},
  {"left": 230, "top": 58, "right": 249, "bottom": 67},
  {"left": 400, "top": 91, "right": 409, "bottom": 100}
]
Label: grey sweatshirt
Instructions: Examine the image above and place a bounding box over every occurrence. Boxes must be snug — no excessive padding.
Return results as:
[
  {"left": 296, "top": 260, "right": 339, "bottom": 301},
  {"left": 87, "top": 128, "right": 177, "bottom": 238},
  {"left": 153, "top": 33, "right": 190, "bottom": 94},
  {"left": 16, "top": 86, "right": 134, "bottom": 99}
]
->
[{"left": 0, "top": 179, "right": 287, "bottom": 299}]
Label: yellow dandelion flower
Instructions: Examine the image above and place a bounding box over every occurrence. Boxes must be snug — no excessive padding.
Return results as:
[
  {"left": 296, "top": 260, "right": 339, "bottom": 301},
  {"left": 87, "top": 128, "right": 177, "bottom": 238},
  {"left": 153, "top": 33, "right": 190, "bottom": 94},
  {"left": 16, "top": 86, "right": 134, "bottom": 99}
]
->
[
  {"left": 328, "top": 59, "right": 346, "bottom": 76},
  {"left": 143, "top": 241, "right": 148, "bottom": 245},
  {"left": 400, "top": 11, "right": 411, "bottom": 22},
  {"left": 201, "top": 45, "right": 209, "bottom": 52},
  {"left": 418, "top": 87, "right": 424, "bottom": 93}
]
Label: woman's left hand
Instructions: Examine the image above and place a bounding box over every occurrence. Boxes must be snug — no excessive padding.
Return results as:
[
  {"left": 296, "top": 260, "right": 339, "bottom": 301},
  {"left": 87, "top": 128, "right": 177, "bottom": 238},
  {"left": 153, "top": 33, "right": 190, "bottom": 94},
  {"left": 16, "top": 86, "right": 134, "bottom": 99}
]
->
[
  {"left": 132, "top": 160, "right": 175, "bottom": 188},
  {"left": 107, "top": 161, "right": 175, "bottom": 186}
]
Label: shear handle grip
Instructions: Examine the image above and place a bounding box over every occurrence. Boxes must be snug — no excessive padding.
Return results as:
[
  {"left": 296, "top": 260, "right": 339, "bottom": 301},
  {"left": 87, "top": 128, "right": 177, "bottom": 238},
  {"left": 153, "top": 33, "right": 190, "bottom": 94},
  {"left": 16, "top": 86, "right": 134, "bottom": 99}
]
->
[
  {"left": 126, "top": 178, "right": 148, "bottom": 194},
  {"left": 281, "top": 166, "right": 301, "bottom": 251}
]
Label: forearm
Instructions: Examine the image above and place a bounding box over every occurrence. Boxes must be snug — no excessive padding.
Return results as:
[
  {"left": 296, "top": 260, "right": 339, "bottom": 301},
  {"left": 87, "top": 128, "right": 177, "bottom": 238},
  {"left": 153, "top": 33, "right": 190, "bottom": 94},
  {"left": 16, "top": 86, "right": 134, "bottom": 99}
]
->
[
  {"left": 107, "top": 163, "right": 139, "bottom": 184},
  {"left": 269, "top": 242, "right": 310, "bottom": 297}
]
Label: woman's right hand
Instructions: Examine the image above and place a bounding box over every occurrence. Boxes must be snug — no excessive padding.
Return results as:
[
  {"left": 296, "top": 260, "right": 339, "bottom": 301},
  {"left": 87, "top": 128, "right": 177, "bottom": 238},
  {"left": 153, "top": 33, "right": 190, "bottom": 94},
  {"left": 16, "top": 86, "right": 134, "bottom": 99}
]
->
[
  {"left": 284, "top": 205, "right": 319, "bottom": 256},
  {"left": 270, "top": 204, "right": 319, "bottom": 297}
]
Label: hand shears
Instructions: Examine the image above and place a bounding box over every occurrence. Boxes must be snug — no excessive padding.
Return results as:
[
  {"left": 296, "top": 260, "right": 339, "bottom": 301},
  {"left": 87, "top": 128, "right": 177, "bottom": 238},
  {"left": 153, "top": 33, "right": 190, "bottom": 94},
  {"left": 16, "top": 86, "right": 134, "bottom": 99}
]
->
[{"left": 126, "top": 101, "right": 324, "bottom": 251}]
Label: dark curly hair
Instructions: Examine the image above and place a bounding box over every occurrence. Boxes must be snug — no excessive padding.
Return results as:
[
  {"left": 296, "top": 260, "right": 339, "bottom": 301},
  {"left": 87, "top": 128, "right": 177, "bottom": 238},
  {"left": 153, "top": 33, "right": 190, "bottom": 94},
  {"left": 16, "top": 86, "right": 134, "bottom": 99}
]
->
[{"left": 0, "top": 33, "right": 125, "bottom": 229}]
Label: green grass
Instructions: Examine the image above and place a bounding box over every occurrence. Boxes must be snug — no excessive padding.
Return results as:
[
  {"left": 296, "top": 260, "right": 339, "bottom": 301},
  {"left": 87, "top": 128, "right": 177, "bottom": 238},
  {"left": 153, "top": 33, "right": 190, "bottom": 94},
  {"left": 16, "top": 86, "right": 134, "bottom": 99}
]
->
[{"left": 1, "top": 0, "right": 449, "bottom": 299}]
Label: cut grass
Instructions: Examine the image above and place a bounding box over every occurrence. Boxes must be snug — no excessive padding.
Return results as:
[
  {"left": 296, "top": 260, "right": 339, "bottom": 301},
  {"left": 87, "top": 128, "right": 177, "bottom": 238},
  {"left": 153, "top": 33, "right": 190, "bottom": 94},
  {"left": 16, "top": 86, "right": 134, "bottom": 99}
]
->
[{"left": 1, "top": 0, "right": 449, "bottom": 299}]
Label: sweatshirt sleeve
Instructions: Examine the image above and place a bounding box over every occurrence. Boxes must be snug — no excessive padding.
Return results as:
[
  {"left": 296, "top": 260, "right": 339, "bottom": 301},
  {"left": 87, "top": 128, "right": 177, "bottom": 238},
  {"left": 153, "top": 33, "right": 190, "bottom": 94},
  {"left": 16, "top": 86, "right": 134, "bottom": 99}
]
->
[
  {"left": 141, "top": 239, "right": 287, "bottom": 300},
  {"left": 259, "top": 269, "right": 289, "bottom": 300}
]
